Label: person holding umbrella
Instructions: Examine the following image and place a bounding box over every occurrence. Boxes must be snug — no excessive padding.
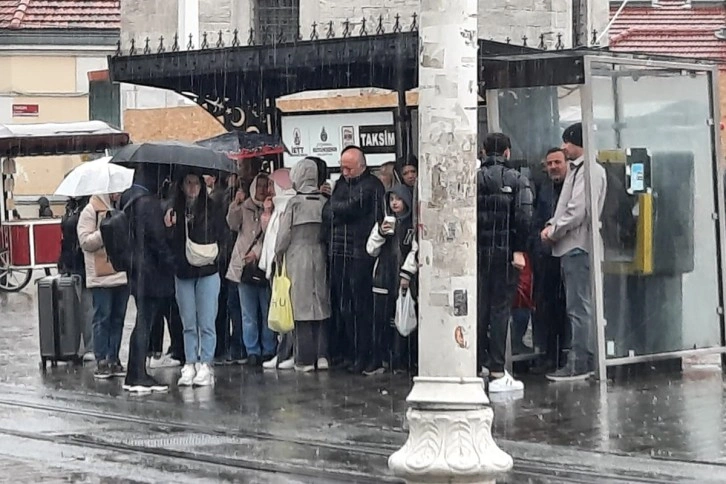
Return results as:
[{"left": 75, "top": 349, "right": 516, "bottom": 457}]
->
[
  {"left": 56, "top": 157, "right": 136, "bottom": 379},
  {"left": 165, "top": 171, "right": 224, "bottom": 387},
  {"left": 119, "top": 166, "right": 175, "bottom": 393}
]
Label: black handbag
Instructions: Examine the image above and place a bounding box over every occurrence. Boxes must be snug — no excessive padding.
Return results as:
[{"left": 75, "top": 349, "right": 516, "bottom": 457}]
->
[{"left": 240, "top": 230, "right": 267, "bottom": 286}]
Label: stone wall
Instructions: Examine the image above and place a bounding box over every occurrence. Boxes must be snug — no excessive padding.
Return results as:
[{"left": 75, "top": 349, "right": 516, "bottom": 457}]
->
[
  {"left": 120, "top": 0, "right": 179, "bottom": 49},
  {"left": 121, "top": 0, "right": 577, "bottom": 49},
  {"left": 480, "top": 0, "right": 573, "bottom": 48}
]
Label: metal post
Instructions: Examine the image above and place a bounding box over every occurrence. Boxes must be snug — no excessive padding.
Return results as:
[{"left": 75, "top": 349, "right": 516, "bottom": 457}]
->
[
  {"left": 581, "top": 56, "right": 608, "bottom": 382},
  {"left": 388, "top": 0, "right": 513, "bottom": 481}
]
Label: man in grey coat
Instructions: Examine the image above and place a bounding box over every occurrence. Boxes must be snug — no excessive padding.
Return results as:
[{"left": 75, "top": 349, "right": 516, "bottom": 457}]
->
[{"left": 540, "top": 122, "right": 607, "bottom": 381}]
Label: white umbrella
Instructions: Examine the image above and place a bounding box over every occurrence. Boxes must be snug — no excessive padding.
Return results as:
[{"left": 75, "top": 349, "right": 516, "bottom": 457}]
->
[{"left": 54, "top": 156, "right": 135, "bottom": 197}]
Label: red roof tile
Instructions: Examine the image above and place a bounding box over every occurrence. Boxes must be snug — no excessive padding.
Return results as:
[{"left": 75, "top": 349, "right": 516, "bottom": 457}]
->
[
  {"left": 0, "top": 0, "right": 119, "bottom": 30},
  {"left": 609, "top": 0, "right": 726, "bottom": 64}
]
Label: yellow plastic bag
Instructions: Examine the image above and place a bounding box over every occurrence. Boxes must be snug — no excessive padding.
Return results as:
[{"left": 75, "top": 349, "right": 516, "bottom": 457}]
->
[{"left": 268, "top": 259, "right": 294, "bottom": 334}]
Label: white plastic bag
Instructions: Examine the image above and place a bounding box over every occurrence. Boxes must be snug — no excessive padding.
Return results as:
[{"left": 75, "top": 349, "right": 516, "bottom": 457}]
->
[{"left": 395, "top": 288, "right": 418, "bottom": 337}]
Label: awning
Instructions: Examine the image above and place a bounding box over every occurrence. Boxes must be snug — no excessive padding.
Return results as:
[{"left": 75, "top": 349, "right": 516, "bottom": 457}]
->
[{"left": 0, "top": 121, "right": 130, "bottom": 157}]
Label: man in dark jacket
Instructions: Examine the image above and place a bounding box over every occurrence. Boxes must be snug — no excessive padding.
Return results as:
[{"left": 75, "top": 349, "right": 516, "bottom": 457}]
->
[
  {"left": 477, "top": 132, "right": 533, "bottom": 393},
  {"left": 531, "top": 148, "right": 569, "bottom": 372},
  {"left": 322, "top": 146, "right": 385, "bottom": 373},
  {"left": 121, "top": 166, "right": 176, "bottom": 393}
]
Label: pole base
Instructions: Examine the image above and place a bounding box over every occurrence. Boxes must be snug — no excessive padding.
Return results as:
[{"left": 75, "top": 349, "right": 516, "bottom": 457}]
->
[{"left": 388, "top": 406, "right": 513, "bottom": 483}]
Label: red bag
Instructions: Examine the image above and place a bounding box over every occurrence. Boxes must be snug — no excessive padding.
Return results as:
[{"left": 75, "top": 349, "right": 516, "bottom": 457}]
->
[{"left": 513, "top": 253, "right": 534, "bottom": 310}]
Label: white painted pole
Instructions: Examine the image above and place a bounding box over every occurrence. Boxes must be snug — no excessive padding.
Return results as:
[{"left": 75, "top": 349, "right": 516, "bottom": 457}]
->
[
  {"left": 388, "top": 0, "right": 513, "bottom": 482},
  {"left": 178, "top": 0, "right": 200, "bottom": 49}
]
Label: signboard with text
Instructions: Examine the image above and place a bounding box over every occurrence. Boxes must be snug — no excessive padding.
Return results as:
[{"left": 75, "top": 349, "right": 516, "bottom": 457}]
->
[
  {"left": 281, "top": 111, "right": 397, "bottom": 169},
  {"left": 12, "top": 104, "right": 39, "bottom": 117}
]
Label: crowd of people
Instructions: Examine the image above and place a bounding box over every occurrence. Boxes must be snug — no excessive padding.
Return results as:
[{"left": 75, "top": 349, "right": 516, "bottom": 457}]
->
[{"left": 56, "top": 121, "right": 605, "bottom": 395}]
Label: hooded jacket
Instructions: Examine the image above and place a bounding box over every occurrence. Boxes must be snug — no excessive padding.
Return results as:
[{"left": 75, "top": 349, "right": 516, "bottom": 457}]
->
[
  {"left": 477, "top": 155, "right": 533, "bottom": 258},
  {"left": 259, "top": 170, "right": 296, "bottom": 280},
  {"left": 38, "top": 196, "right": 53, "bottom": 218},
  {"left": 366, "top": 184, "right": 418, "bottom": 296},
  {"left": 275, "top": 159, "right": 331, "bottom": 321},
  {"left": 77, "top": 194, "right": 128, "bottom": 288},
  {"left": 322, "top": 168, "right": 385, "bottom": 259},
  {"left": 226, "top": 173, "right": 266, "bottom": 283}
]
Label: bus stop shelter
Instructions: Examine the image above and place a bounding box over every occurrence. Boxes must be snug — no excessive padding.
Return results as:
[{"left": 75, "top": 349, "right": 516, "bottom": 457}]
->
[{"left": 482, "top": 49, "right": 726, "bottom": 380}]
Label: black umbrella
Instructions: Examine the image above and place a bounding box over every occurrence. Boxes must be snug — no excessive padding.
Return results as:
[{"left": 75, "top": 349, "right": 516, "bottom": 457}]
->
[
  {"left": 195, "top": 131, "right": 286, "bottom": 160},
  {"left": 110, "top": 141, "right": 237, "bottom": 174}
]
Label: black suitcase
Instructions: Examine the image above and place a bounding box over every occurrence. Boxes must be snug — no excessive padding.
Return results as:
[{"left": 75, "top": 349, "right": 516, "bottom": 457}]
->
[{"left": 37, "top": 275, "right": 83, "bottom": 368}]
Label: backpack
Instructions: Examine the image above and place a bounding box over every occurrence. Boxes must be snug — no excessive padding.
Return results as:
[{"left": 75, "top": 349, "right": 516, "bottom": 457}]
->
[
  {"left": 58, "top": 200, "right": 86, "bottom": 275},
  {"left": 100, "top": 193, "right": 145, "bottom": 273}
]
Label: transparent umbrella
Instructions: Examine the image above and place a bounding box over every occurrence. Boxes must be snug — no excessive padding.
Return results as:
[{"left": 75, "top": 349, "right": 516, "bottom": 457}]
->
[{"left": 54, "top": 156, "right": 135, "bottom": 197}]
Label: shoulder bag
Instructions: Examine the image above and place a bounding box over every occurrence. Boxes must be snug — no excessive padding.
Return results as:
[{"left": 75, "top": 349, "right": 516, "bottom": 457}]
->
[
  {"left": 240, "top": 230, "right": 267, "bottom": 285},
  {"left": 185, "top": 217, "right": 219, "bottom": 267}
]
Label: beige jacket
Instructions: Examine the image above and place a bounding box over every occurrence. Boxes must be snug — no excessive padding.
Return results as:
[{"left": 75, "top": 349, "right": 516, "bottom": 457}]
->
[
  {"left": 547, "top": 156, "right": 607, "bottom": 257},
  {"left": 226, "top": 174, "right": 266, "bottom": 283},
  {"left": 77, "top": 195, "right": 128, "bottom": 288}
]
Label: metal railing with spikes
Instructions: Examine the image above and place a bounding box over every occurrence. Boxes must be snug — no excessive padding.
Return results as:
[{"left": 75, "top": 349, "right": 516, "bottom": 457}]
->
[{"left": 113, "top": 14, "right": 601, "bottom": 57}]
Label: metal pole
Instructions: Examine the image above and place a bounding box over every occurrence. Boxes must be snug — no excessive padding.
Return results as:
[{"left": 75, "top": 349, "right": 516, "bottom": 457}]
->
[{"left": 388, "top": 0, "right": 513, "bottom": 481}]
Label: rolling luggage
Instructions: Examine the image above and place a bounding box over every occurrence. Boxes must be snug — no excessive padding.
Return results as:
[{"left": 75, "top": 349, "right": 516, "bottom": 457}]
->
[{"left": 37, "top": 274, "right": 83, "bottom": 368}]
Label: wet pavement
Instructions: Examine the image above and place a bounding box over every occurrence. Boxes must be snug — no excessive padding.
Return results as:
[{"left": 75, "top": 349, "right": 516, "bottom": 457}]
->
[{"left": 1, "top": 281, "right": 726, "bottom": 483}]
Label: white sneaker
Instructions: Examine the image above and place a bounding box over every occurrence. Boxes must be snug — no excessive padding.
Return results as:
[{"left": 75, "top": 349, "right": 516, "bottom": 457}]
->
[
  {"left": 150, "top": 354, "right": 182, "bottom": 369},
  {"left": 488, "top": 371, "right": 524, "bottom": 393},
  {"left": 192, "top": 363, "right": 214, "bottom": 386},
  {"left": 278, "top": 358, "right": 295, "bottom": 370},
  {"left": 295, "top": 364, "right": 315, "bottom": 373},
  {"left": 178, "top": 364, "right": 196, "bottom": 386},
  {"left": 262, "top": 355, "right": 278, "bottom": 370},
  {"left": 317, "top": 358, "right": 329, "bottom": 371},
  {"left": 83, "top": 352, "right": 95, "bottom": 362}
]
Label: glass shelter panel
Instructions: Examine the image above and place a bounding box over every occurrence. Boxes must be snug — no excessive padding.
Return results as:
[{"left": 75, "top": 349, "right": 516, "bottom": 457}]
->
[
  {"left": 588, "top": 61, "right": 722, "bottom": 359},
  {"left": 489, "top": 85, "right": 582, "bottom": 364}
]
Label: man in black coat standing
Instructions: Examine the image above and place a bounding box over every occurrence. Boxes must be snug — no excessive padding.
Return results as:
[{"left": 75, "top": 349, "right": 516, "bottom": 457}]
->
[
  {"left": 323, "top": 146, "right": 385, "bottom": 374},
  {"left": 477, "top": 133, "right": 533, "bottom": 393},
  {"left": 120, "top": 166, "right": 176, "bottom": 393}
]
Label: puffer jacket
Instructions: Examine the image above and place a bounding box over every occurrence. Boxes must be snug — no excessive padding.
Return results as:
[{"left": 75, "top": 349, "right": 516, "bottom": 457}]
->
[
  {"left": 477, "top": 155, "right": 533, "bottom": 257},
  {"left": 226, "top": 174, "right": 266, "bottom": 283},
  {"left": 77, "top": 194, "right": 128, "bottom": 288},
  {"left": 322, "top": 168, "right": 385, "bottom": 259},
  {"left": 366, "top": 184, "right": 418, "bottom": 297}
]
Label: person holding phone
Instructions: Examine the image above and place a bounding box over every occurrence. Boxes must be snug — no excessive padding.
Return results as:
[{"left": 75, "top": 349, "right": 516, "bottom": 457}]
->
[{"left": 165, "top": 173, "right": 224, "bottom": 387}]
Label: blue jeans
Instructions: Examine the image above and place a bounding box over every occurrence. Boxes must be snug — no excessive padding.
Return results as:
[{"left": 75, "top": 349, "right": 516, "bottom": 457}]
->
[
  {"left": 175, "top": 274, "right": 220, "bottom": 364},
  {"left": 91, "top": 285, "right": 130, "bottom": 363},
  {"left": 227, "top": 280, "right": 246, "bottom": 360},
  {"left": 238, "top": 283, "right": 276, "bottom": 357}
]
